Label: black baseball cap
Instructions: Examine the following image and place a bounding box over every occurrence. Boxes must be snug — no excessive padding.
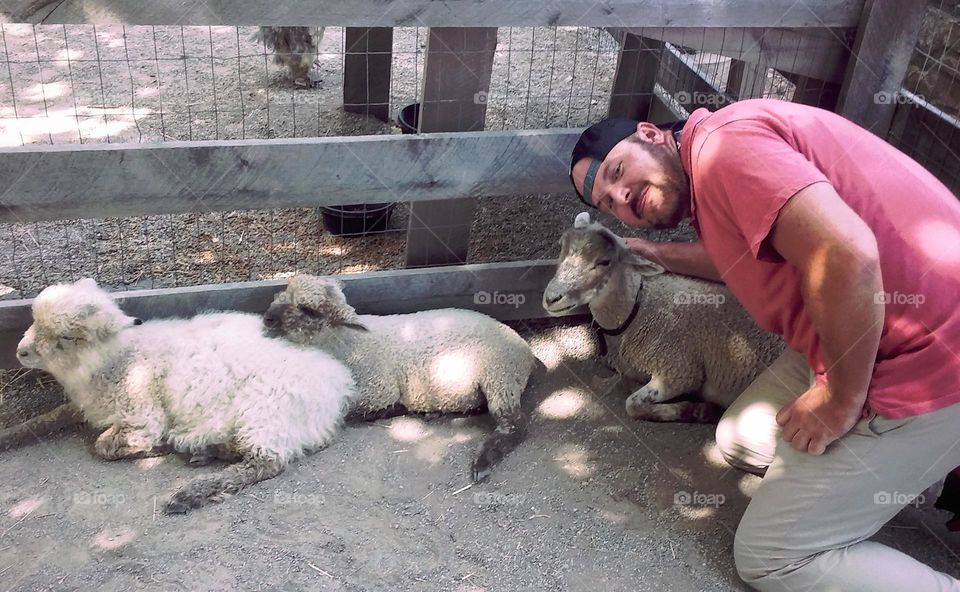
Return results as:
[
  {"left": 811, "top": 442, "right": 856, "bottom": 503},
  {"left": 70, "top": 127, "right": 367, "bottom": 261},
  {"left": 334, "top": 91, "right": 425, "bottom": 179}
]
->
[{"left": 569, "top": 118, "right": 687, "bottom": 208}]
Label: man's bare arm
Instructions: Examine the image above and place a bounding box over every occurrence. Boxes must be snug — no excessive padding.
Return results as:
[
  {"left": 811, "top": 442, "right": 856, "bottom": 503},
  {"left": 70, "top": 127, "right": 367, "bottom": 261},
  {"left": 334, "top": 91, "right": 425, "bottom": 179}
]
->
[
  {"left": 770, "top": 182, "right": 884, "bottom": 453},
  {"left": 623, "top": 238, "right": 723, "bottom": 283}
]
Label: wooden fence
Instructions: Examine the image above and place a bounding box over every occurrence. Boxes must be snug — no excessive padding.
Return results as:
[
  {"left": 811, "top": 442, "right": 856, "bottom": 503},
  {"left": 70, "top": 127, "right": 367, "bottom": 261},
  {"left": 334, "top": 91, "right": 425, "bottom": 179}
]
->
[{"left": 0, "top": 0, "right": 931, "bottom": 367}]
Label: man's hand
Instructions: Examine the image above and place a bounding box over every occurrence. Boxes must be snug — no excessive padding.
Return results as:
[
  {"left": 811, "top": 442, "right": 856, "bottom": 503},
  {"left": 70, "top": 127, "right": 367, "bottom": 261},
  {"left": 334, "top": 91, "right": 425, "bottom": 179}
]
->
[
  {"left": 776, "top": 381, "right": 863, "bottom": 455},
  {"left": 622, "top": 237, "right": 723, "bottom": 283}
]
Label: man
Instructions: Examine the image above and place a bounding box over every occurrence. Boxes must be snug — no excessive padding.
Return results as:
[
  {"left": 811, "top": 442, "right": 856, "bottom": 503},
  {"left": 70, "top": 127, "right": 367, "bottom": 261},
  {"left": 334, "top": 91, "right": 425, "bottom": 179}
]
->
[{"left": 569, "top": 98, "right": 960, "bottom": 591}]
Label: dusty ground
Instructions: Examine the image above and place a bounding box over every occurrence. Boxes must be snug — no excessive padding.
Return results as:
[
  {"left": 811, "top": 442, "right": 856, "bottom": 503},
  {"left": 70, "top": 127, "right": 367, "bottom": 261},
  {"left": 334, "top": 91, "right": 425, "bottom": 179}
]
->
[{"left": 0, "top": 318, "right": 958, "bottom": 592}]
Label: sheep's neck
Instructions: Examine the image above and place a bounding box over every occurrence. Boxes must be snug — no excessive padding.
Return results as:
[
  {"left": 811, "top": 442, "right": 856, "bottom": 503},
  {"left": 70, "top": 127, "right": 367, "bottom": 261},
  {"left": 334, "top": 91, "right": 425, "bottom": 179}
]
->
[
  {"left": 589, "top": 267, "right": 644, "bottom": 330},
  {"left": 314, "top": 325, "right": 367, "bottom": 360},
  {"left": 49, "top": 339, "right": 124, "bottom": 413}
]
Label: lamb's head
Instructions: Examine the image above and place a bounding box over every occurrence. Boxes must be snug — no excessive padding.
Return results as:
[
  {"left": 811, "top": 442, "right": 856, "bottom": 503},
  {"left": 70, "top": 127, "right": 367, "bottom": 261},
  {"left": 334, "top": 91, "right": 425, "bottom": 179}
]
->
[
  {"left": 542, "top": 212, "right": 664, "bottom": 315},
  {"left": 17, "top": 278, "right": 140, "bottom": 370},
  {"left": 263, "top": 274, "right": 368, "bottom": 344}
]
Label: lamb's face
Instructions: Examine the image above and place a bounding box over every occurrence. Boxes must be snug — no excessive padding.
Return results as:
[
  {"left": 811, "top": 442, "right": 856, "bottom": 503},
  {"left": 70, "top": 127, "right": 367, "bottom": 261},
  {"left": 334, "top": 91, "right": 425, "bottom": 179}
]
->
[
  {"left": 542, "top": 226, "right": 621, "bottom": 314},
  {"left": 17, "top": 278, "right": 137, "bottom": 370},
  {"left": 263, "top": 275, "right": 366, "bottom": 344}
]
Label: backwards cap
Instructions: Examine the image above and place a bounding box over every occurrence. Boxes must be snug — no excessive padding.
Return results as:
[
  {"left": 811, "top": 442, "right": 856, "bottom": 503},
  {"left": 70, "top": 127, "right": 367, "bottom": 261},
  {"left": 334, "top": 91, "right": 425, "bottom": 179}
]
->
[{"left": 569, "top": 118, "right": 686, "bottom": 208}]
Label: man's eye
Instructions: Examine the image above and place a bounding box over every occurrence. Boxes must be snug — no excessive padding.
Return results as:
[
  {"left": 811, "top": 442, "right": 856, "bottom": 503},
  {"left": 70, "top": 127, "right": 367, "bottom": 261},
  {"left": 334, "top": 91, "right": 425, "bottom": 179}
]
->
[{"left": 616, "top": 163, "right": 622, "bottom": 179}]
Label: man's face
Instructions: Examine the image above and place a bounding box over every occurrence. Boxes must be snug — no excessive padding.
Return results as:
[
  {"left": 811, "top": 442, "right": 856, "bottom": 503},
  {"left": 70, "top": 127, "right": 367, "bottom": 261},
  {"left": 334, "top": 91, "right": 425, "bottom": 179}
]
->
[{"left": 572, "top": 123, "right": 690, "bottom": 229}]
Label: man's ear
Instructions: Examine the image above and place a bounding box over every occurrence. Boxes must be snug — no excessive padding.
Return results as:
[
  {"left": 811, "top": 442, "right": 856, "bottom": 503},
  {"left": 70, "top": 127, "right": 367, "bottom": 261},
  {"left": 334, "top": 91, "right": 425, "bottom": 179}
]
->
[
  {"left": 635, "top": 121, "right": 664, "bottom": 145},
  {"left": 621, "top": 249, "right": 665, "bottom": 276}
]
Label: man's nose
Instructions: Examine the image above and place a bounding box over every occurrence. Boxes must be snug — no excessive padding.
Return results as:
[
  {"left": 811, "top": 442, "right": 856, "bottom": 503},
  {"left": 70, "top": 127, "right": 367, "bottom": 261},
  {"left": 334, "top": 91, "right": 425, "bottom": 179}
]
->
[{"left": 614, "top": 185, "right": 630, "bottom": 206}]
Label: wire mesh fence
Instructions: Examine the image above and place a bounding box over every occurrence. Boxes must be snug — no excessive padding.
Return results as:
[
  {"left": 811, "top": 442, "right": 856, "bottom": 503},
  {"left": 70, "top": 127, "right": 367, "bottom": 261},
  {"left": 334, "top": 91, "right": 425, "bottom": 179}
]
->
[
  {"left": 891, "top": 0, "right": 960, "bottom": 194},
  {"left": 0, "top": 23, "right": 870, "bottom": 300}
]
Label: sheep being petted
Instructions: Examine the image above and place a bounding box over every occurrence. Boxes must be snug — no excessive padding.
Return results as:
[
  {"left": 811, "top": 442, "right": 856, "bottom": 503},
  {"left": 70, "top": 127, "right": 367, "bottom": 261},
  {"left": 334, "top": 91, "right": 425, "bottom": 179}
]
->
[
  {"left": 262, "top": 274, "right": 537, "bottom": 482},
  {"left": 13, "top": 278, "right": 356, "bottom": 514},
  {"left": 543, "top": 212, "right": 784, "bottom": 423}
]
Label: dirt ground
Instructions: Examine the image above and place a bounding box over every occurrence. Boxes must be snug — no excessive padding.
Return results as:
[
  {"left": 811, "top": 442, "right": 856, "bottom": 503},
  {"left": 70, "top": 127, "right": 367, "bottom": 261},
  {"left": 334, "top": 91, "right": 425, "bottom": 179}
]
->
[{"left": 0, "top": 318, "right": 958, "bottom": 592}]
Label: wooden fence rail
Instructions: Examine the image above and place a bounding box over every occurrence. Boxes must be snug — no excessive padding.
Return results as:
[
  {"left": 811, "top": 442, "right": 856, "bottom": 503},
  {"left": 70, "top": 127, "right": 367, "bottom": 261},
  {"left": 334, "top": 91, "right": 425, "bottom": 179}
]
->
[
  {"left": 0, "top": 260, "right": 575, "bottom": 368},
  {"left": 0, "top": 130, "right": 579, "bottom": 223},
  {"left": 2, "top": 0, "right": 864, "bottom": 28}
]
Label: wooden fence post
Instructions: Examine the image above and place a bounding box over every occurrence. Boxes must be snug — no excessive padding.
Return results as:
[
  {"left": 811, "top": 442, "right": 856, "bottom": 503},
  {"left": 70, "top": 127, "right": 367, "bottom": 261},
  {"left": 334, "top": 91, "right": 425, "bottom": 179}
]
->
[
  {"left": 608, "top": 32, "right": 663, "bottom": 120},
  {"left": 838, "top": 0, "right": 926, "bottom": 135},
  {"left": 404, "top": 27, "right": 498, "bottom": 268},
  {"left": 343, "top": 27, "right": 394, "bottom": 123}
]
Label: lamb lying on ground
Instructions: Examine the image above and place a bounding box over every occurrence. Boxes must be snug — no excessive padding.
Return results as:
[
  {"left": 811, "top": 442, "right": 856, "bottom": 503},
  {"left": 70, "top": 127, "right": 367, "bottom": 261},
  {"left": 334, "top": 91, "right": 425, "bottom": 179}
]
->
[
  {"left": 11, "top": 278, "right": 356, "bottom": 514},
  {"left": 263, "top": 274, "right": 537, "bottom": 482},
  {"left": 543, "top": 212, "right": 784, "bottom": 422}
]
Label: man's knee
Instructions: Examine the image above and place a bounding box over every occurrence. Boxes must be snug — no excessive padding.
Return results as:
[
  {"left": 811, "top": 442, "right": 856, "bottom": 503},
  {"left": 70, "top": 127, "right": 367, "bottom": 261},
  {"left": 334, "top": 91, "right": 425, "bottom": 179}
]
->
[{"left": 715, "top": 413, "right": 772, "bottom": 476}]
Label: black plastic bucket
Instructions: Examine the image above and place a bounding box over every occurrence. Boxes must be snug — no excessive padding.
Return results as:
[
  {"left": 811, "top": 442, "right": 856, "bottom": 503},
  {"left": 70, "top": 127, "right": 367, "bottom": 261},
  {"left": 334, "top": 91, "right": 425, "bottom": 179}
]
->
[
  {"left": 398, "top": 102, "right": 420, "bottom": 134},
  {"left": 319, "top": 203, "right": 396, "bottom": 236},
  {"left": 319, "top": 104, "right": 421, "bottom": 237}
]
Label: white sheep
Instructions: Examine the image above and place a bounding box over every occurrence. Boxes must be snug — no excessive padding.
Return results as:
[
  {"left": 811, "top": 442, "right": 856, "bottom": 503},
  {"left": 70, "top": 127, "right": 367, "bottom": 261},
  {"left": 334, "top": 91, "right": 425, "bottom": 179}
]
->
[
  {"left": 262, "top": 274, "right": 537, "bottom": 482},
  {"left": 12, "top": 278, "right": 356, "bottom": 514},
  {"left": 543, "top": 212, "right": 784, "bottom": 422}
]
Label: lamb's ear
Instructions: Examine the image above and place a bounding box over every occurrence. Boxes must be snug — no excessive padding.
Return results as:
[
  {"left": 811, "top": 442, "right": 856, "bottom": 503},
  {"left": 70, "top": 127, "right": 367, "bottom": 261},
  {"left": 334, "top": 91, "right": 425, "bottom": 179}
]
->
[
  {"left": 574, "top": 212, "right": 592, "bottom": 228},
  {"left": 297, "top": 303, "right": 324, "bottom": 320},
  {"left": 621, "top": 250, "right": 665, "bottom": 276},
  {"left": 75, "top": 278, "right": 98, "bottom": 290}
]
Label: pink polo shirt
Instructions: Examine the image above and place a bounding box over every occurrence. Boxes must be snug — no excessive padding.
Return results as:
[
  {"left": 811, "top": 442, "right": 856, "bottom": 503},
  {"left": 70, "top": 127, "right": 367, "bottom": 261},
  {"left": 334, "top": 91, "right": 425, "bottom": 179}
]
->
[{"left": 680, "top": 99, "right": 960, "bottom": 419}]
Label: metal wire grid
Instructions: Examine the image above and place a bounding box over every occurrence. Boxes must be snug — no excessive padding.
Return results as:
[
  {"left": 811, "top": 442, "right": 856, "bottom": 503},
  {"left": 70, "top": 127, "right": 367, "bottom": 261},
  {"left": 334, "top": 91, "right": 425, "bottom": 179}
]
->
[
  {"left": 890, "top": 0, "right": 960, "bottom": 194},
  {"left": 0, "top": 25, "right": 833, "bottom": 299}
]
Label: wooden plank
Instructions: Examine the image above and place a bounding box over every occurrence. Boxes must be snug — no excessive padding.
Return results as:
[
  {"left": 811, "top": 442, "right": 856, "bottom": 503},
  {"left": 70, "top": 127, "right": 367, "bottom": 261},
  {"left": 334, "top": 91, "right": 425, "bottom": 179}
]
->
[
  {"left": 405, "top": 28, "right": 498, "bottom": 268},
  {"left": 0, "top": 260, "right": 576, "bottom": 368},
  {"left": 611, "top": 27, "right": 852, "bottom": 83},
  {"left": 838, "top": 0, "right": 926, "bottom": 135},
  {"left": 1, "top": 1, "right": 864, "bottom": 28},
  {"left": 781, "top": 71, "right": 842, "bottom": 110},
  {"left": 607, "top": 33, "right": 663, "bottom": 120},
  {"left": 0, "top": 129, "right": 579, "bottom": 223},
  {"left": 727, "top": 59, "right": 768, "bottom": 100},
  {"left": 343, "top": 27, "right": 394, "bottom": 123},
  {"left": 656, "top": 44, "right": 732, "bottom": 113},
  {"left": 887, "top": 90, "right": 960, "bottom": 195}
]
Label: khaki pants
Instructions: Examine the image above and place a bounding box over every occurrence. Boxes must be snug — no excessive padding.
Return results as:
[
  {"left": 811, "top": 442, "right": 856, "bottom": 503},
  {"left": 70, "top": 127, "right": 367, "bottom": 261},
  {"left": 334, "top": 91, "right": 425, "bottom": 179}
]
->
[{"left": 716, "top": 348, "right": 960, "bottom": 592}]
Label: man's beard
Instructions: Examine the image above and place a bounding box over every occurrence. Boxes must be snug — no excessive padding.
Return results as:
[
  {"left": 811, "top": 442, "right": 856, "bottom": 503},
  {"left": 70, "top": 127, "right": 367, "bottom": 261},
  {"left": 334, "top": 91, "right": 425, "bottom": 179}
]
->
[{"left": 646, "top": 149, "right": 690, "bottom": 229}]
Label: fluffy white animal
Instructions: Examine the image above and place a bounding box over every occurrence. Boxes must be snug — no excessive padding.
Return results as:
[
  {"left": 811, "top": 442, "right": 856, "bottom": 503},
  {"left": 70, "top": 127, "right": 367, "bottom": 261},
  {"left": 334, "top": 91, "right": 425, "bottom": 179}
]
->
[
  {"left": 263, "top": 274, "right": 537, "bottom": 482},
  {"left": 13, "top": 278, "right": 356, "bottom": 514},
  {"left": 543, "top": 212, "right": 784, "bottom": 422}
]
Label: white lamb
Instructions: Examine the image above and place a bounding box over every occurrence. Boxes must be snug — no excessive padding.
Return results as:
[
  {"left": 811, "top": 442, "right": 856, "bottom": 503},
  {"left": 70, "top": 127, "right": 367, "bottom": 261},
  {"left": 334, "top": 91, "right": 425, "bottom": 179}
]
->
[
  {"left": 12, "top": 278, "right": 356, "bottom": 514},
  {"left": 543, "top": 212, "right": 784, "bottom": 422},
  {"left": 262, "top": 274, "right": 537, "bottom": 482}
]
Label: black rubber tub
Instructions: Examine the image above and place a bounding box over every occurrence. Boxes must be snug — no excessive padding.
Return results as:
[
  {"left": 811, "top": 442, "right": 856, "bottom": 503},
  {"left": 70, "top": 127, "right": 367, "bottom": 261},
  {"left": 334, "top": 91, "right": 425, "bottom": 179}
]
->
[{"left": 318, "top": 104, "right": 421, "bottom": 236}]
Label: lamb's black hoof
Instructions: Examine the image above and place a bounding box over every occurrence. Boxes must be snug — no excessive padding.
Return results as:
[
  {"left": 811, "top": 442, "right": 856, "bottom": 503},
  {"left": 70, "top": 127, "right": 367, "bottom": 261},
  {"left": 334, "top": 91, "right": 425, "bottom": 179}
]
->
[{"left": 471, "top": 459, "right": 493, "bottom": 483}]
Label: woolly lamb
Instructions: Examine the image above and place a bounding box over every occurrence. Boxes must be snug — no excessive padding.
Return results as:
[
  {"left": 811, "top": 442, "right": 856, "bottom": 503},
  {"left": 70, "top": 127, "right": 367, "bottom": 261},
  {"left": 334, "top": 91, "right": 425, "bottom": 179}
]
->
[
  {"left": 543, "top": 212, "right": 784, "bottom": 423},
  {"left": 13, "top": 278, "right": 356, "bottom": 514},
  {"left": 262, "top": 274, "right": 536, "bottom": 482},
  {"left": 254, "top": 27, "right": 324, "bottom": 87}
]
